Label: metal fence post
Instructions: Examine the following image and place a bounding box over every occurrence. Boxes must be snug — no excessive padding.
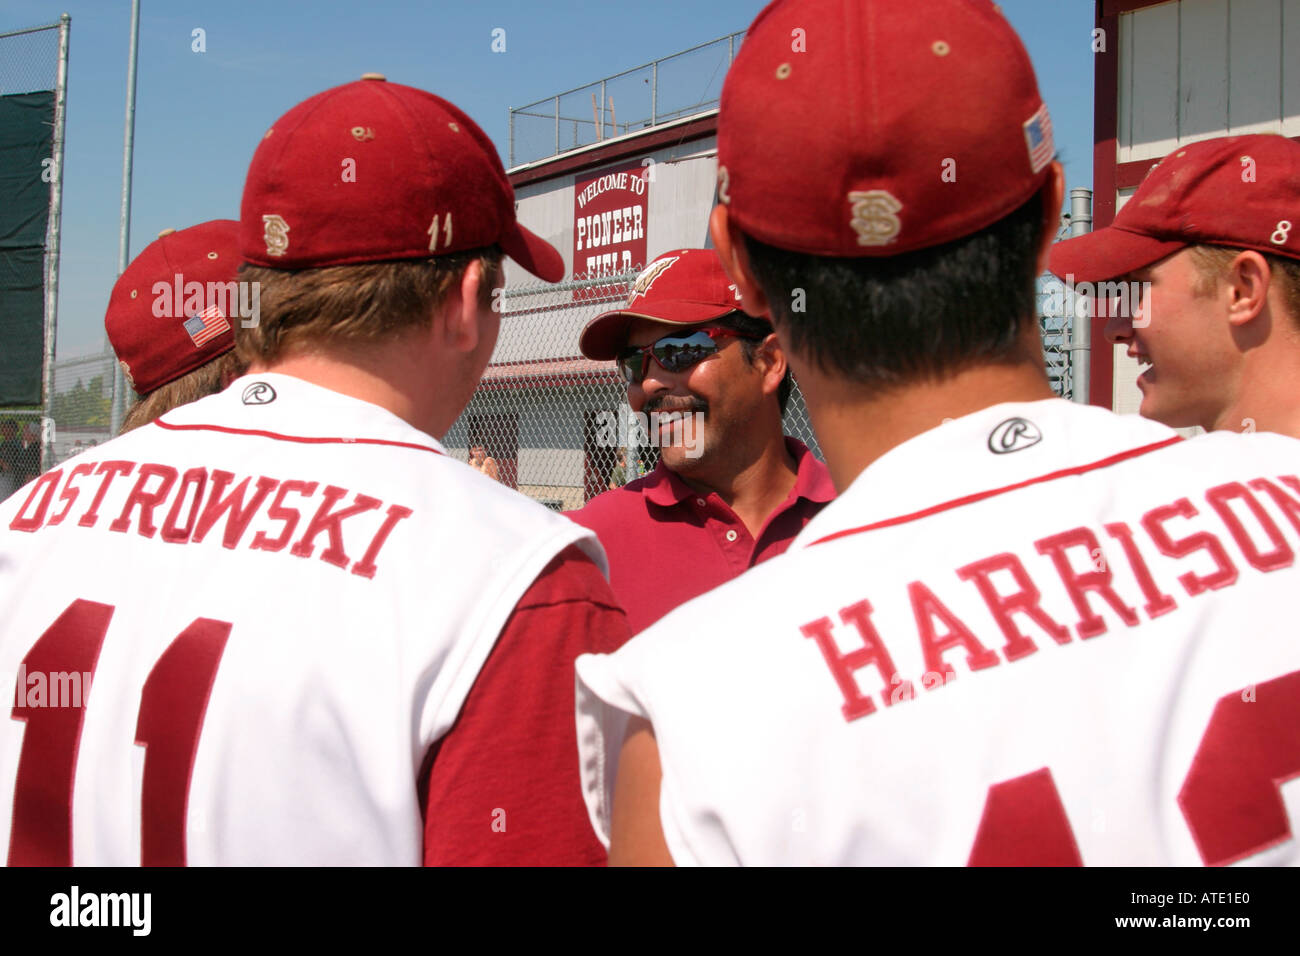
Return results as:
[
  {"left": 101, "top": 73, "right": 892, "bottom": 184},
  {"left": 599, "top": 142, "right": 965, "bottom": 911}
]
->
[
  {"left": 554, "top": 95, "right": 560, "bottom": 156},
  {"left": 38, "top": 14, "right": 71, "bottom": 472},
  {"left": 111, "top": 0, "right": 142, "bottom": 437},
  {"left": 651, "top": 59, "right": 657, "bottom": 125},
  {"left": 1068, "top": 188, "right": 1093, "bottom": 405}
]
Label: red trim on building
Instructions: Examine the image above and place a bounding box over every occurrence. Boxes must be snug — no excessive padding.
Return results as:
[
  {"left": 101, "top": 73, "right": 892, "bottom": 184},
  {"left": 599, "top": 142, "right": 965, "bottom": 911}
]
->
[
  {"left": 1102, "top": 0, "right": 1175, "bottom": 14},
  {"left": 1090, "top": 0, "right": 1120, "bottom": 409},
  {"left": 508, "top": 114, "right": 718, "bottom": 189},
  {"left": 1116, "top": 136, "right": 1300, "bottom": 189},
  {"left": 809, "top": 436, "right": 1183, "bottom": 548},
  {"left": 1115, "top": 158, "right": 1160, "bottom": 190},
  {"left": 478, "top": 355, "right": 621, "bottom": 392},
  {"left": 478, "top": 372, "right": 621, "bottom": 392}
]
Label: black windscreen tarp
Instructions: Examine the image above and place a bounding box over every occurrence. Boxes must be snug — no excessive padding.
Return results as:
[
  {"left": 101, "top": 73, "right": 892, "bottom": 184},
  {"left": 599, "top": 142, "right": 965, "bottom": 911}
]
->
[{"left": 0, "top": 91, "right": 56, "bottom": 406}]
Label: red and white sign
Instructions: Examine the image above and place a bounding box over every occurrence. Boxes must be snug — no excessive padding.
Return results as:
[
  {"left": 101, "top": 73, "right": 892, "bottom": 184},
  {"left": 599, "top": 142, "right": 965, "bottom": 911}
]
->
[{"left": 573, "top": 158, "right": 649, "bottom": 283}]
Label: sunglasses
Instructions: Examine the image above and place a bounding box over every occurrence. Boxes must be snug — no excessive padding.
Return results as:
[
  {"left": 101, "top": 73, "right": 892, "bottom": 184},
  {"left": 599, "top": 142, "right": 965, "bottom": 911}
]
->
[{"left": 616, "top": 327, "right": 765, "bottom": 384}]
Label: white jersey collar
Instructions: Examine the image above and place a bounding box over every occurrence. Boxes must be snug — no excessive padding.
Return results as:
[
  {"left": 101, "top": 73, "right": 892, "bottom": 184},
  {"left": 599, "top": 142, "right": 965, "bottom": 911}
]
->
[
  {"left": 793, "top": 398, "right": 1181, "bottom": 550},
  {"left": 154, "top": 372, "right": 449, "bottom": 455}
]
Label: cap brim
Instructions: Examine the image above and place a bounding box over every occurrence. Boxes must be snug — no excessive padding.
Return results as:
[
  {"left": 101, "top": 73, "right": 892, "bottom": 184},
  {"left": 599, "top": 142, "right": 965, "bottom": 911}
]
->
[
  {"left": 1049, "top": 226, "right": 1188, "bottom": 283},
  {"left": 578, "top": 302, "right": 740, "bottom": 359},
  {"left": 501, "top": 222, "right": 565, "bottom": 283}
]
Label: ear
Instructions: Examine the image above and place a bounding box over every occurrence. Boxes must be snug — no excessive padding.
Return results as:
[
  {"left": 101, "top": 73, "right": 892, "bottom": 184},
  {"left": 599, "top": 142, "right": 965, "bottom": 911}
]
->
[
  {"left": 1225, "top": 251, "right": 1271, "bottom": 328},
  {"left": 753, "top": 331, "right": 788, "bottom": 400},
  {"left": 1034, "top": 161, "right": 1067, "bottom": 277},
  {"left": 439, "top": 259, "right": 489, "bottom": 353},
  {"left": 711, "top": 204, "right": 771, "bottom": 319}
]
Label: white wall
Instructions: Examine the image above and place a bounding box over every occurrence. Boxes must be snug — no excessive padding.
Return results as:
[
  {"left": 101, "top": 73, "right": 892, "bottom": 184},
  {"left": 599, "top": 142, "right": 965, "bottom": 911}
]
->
[
  {"left": 1118, "top": 0, "right": 1300, "bottom": 166},
  {"left": 507, "top": 135, "right": 719, "bottom": 286}
]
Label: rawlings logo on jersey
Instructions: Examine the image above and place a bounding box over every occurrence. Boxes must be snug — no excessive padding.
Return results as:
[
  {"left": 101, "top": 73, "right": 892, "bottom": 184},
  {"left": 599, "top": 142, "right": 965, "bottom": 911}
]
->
[
  {"left": 628, "top": 256, "right": 679, "bottom": 304},
  {"left": 988, "top": 418, "right": 1042, "bottom": 454},
  {"left": 241, "top": 382, "right": 277, "bottom": 405}
]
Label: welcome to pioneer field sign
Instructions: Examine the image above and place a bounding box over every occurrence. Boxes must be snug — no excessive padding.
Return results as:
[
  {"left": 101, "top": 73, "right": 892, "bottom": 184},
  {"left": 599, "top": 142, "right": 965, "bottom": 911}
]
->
[{"left": 572, "top": 158, "right": 648, "bottom": 295}]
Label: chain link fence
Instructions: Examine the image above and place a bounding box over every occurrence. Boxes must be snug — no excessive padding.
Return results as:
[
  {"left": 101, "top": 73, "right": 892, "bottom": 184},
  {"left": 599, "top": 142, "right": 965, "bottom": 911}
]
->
[
  {"left": 1, "top": 20, "right": 67, "bottom": 494},
  {"left": 31, "top": 226, "right": 1082, "bottom": 509},
  {"left": 445, "top": 247, "right": 1079, "bottom": 511},
  {"left": 1038, "top": 216, "right": 1082, "bottom": 402},
  {"left": 0, "top": 21, "right": 60, "bottom": 95},
  {"left": 34, "top": 244, "right": 1080, "bottom": 502}
]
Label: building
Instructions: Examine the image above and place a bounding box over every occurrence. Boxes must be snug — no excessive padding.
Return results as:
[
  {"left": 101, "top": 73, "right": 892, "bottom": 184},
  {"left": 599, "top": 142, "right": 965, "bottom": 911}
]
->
[{"left": 443, "top": 30, "right": 822, "bottom": 510}]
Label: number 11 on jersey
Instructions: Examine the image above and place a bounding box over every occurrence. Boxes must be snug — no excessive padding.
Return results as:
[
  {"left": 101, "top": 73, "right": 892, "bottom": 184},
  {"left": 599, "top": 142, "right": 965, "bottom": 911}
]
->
[{"left": 9, "top": 599, "right": 231, "bottom": 866}]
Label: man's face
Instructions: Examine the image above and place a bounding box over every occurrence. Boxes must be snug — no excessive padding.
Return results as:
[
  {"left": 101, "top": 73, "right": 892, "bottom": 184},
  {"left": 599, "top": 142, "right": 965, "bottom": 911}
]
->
[
  {"left": 623, "top": 318, "right": 768, "bottom": 477},
  {"left": 1104, "top": 248, "right": 1238, "bottom": 430}
]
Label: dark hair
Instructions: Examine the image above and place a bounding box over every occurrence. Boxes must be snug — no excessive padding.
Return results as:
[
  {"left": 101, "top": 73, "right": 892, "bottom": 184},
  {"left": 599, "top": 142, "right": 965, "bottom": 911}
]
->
[
  {"left": 739, "top": 185, "right": 1049, "bottom": 390},
  {"left": 712, "top": 310, "right": 793, "bottom": 414}
]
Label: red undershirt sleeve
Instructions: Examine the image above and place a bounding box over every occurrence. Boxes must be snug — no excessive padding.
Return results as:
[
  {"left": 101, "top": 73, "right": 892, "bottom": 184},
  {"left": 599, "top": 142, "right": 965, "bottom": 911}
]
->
[{"left": 420, "top": 543, "right": 632, "bottom": 866}]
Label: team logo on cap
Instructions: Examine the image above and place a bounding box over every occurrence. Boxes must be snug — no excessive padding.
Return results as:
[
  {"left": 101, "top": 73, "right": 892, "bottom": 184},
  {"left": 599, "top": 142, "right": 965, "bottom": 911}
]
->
[
  {"left": 262, "top": 214, "right": 290, "bottom": 257},
  {"left": 716, "top": 166, "right": 731, "bottom": 205},
  {"left": 628, "top": 256, "right": 679, "bottom": 303},
  {"left": 848, "top": 190, "right": 903, "bottom": 246}
]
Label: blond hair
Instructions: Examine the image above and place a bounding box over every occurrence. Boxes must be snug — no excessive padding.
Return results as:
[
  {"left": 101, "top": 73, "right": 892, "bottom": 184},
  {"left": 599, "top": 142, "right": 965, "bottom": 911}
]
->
[
  {"left": 234, "top": 247, "right": 504, "bottom": 366},
  {"left": 119, "top": 350, "right": 246, "bottom": 434},
  {"left": 1187, "top": 245, "right": 1300, "bottom": 326}
]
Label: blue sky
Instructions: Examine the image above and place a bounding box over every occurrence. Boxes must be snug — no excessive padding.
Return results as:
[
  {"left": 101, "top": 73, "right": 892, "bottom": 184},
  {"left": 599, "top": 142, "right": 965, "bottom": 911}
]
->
[{"left": 1, "top": 0, "right": 1097, "bottom": 358}]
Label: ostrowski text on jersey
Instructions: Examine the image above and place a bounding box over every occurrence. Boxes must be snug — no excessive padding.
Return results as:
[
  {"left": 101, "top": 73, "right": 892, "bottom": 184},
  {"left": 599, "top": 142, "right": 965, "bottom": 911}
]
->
[
  {"left": 577, "top": 399, "right": 1300, "bottom": 865},
  {"left": 10, "top": 446, "right": 413, "bottom": 578},
  {"left": 0, "top": 373, "right": 602, "bottom": 865}
]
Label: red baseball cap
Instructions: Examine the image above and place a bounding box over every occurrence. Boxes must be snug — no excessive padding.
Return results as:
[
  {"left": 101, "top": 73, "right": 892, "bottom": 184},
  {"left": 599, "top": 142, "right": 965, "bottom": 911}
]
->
[
  {"left": 240, "top": 73, "right": 563, "bottom": 281},
  {"left": 717, "top": 0, "right": 1055, "bottom": 257},
  {"left": 105, "top": 220, "right": 239, "bottom": 396},
  {"left": 1050, "top": 133, "right": 1300, "bottom": 283},
  {"left": 578, "top": 249, "right": 749, "bottom": 359}
]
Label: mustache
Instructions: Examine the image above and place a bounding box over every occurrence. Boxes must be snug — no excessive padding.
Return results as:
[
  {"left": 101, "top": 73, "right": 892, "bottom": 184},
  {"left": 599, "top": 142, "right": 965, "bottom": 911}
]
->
[{"left": 643, "top": 396, "right": 708, "bottom": 416}]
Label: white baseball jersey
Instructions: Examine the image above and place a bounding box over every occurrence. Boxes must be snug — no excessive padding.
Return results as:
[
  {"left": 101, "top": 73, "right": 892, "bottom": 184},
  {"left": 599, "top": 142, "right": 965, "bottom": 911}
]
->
[
  {"left": 0, "top": 373, "right": 600, "bottom": 865},
  {"left": 577, "top": 398, "right": 1300, "bottom": 865}
]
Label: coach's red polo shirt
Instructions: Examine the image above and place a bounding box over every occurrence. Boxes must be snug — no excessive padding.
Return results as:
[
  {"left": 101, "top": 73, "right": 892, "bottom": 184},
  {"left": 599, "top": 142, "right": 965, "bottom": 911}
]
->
[{"left": 568, "top": 438, "right": 835, "bottom": 635}]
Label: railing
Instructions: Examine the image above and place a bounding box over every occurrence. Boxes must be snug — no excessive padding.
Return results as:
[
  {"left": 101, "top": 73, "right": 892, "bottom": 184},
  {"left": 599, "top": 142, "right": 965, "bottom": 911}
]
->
[{"left": 508, "top": 30, "right": 745, "bottom": 168}]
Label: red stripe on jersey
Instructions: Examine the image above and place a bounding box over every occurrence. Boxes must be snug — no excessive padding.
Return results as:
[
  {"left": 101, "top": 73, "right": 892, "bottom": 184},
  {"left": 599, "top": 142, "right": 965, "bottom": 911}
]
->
[
  {"left": 152, "top": 419, "right": 446, "bottom": 455},
  {"left": 809, "top": 436, "right": 1183, "bottom": 548}
]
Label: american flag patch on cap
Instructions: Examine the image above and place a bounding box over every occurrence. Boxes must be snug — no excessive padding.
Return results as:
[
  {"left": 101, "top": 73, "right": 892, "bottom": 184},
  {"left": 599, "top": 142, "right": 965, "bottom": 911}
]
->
[
  {"left": 183, "top": 304, "right": 230, "bottom": 348},
  {"left": 1023, "top": 104, "right": 1054, "bottom": 175}
]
